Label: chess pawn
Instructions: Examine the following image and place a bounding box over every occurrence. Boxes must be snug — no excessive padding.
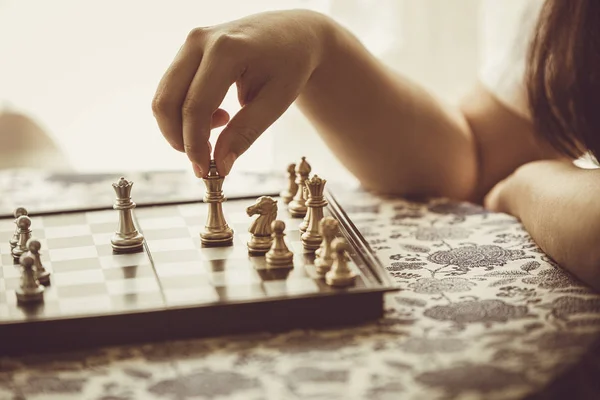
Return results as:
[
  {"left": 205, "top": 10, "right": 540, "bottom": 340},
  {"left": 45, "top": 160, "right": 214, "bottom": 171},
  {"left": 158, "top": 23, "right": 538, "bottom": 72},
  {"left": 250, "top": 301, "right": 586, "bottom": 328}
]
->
[
  {"left": 16, "top": 254, "right": 44, "bottom": 304},
  {"left": 9, "top": 207, "right": 28, "bottom": 250},
  {"left": 325, "top": 238, "right": 357, "bottom": 287},
  {"left": 301, "top": 175, "right": 327, "bottom": 251},
  {"left": 299, "top": 187, "right": 311, "bottom": 233},
  {"left": 288, "top": 157, "right": 311, "bottom": 218},
  {"left": 265, "top": 220, "right": 294, "bottom": 267},
  {"left": 111, "top": 177, "right": 145, "bottom": 253},
  {"left": 12, "top": 215, "right": 32, "bottom": 259},
  {"left": 200, "top": 160, "right": 234, "bottom": 246},
  {"left": 314, "top": 216, "right": 338, "bottom": 275},
  {"left": 280, "top": 163, "right": 298, "bottom": 204},
  {"left": 246, "top": 196, "right": 278, "bottom": 254},
  {"left": 27, "top": 238, "right": 50, "bottom": 286}
]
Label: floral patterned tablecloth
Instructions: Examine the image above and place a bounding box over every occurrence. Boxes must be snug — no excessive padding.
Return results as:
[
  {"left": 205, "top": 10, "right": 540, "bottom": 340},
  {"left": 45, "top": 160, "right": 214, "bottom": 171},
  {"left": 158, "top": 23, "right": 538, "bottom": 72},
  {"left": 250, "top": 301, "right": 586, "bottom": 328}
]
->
[{"left": 2, "top": 185, "right": 600, "bottom": 400}]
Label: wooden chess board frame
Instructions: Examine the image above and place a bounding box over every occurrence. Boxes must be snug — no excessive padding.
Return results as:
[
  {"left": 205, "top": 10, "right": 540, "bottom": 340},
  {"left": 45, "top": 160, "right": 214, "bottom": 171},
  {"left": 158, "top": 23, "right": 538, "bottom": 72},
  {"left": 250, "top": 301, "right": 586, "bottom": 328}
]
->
[{"left": 0, "top": 190, "right": 398, "bottom": 356}]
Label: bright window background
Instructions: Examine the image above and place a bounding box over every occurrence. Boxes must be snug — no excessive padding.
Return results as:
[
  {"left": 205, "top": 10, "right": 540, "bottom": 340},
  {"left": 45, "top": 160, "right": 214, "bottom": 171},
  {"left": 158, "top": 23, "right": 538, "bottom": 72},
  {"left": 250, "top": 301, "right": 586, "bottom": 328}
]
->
[{"left": 0, "top": 0, "right": 483, "bottom": 180}]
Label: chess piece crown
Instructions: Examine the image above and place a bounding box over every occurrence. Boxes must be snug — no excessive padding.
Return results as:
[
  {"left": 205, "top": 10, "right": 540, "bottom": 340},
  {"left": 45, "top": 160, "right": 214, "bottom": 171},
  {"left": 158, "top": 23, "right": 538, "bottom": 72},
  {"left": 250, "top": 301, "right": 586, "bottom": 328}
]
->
[
  {"left": 203, "top": 161, "right": 226, "bottom": 202},
  {"left": 305, "top": 175, "right": 327, "bottom": 205},
  {"left": 112, "top": 177, "right": 135, "bottom": 207}
]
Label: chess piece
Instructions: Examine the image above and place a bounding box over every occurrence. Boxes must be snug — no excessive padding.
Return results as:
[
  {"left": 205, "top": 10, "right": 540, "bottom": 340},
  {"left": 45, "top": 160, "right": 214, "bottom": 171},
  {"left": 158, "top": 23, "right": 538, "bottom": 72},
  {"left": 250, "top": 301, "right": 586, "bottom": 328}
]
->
[
  {"left": 27, "top": 238, "right": 50, "bottom": 285},
  {"left": 12, "top": 215, "right": 32, "bottom": 259},
  {"left": 266, "top": 220, "right": 294, "bottom": 267},
  {"left": 247, "top": 196, "right": 278, "bottom": 254},
  {"left": 280, "top": 163, "right": 298, "bottom": 204},
  {"left": 314, "top": 216, "right": 338, "bottom": 275},
  {"left": 325, "top": 238, "right": 357, "bottom": 287},
  {"left": 111, "top": 177, "right": 145, "bottom": 253},
  {"left": 288, "top": 157, "right": 311, "bottom": 218},
  {"left": 200, "top": 160, "right": 234, "bottom": 246},
  {"left": 301, "top": 175, "right": 327, "bottom": 251},
  {"left": 299, "top": 186, "right": 311, "bottom": 232},
  {"left": 16, "top": 254, "right": 44, "bottom": 303},
  {"left": 9, "top": 207, "right": 28, "bottom": 250}
]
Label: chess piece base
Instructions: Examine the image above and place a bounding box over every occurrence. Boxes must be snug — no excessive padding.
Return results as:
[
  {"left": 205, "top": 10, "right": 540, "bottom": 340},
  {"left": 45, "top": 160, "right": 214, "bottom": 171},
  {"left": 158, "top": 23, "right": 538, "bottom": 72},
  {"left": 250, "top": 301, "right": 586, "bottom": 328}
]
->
[
  {"left": 280, "top": 190, "right": 294, "bottom": 204},
  {"left": 111, "top": 232, "right": 144, "bottom": 253},
  {"left": 200, "top": 227, "right": 234, "bottom": 247},
  {"left": 37, "top": 271, "right": 51, "bottom": 286},
  {"left": 247, "top": 235, "right": 273, "bottom": 255},
  {"left": 11, "top": 247, "right": 26, "bottom": 260},
  {"left": 301, "top": 233, "right": 322, "bottom": 251},
  {"left": 266, "top": 251, "right": 294, "bottom": 267},
  {"left": 16, "top": 286, "right": 44, "bottom": 303},
  {"left": 315, "top": 257, "right": 333, "bottom": 275},
  {"left": 325, "top": 270, "right": 357, "bottom": 287},
  {"left": 288, "top": 200, "right": 307, "bottom": 218}
]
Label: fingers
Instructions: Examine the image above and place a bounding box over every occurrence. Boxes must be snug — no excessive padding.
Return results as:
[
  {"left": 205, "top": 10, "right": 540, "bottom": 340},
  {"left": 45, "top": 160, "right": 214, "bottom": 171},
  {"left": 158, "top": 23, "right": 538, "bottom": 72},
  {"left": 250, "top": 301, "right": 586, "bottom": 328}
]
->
[
  {"left": 182, "top": 50, "right": 239, "bottom": 175},
  {"left": 214, "top": 78, "right": 297, "bottom": 175},
  {"left": 152, "top": 31, "right": 205, "bottom": 152}
]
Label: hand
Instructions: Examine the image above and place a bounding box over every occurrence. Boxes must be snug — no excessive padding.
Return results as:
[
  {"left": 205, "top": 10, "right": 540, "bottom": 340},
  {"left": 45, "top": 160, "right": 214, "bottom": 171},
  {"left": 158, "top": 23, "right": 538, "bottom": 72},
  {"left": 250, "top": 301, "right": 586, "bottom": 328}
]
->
[{"left": 152, "top": 10, "right": 331, "bottom": 177}]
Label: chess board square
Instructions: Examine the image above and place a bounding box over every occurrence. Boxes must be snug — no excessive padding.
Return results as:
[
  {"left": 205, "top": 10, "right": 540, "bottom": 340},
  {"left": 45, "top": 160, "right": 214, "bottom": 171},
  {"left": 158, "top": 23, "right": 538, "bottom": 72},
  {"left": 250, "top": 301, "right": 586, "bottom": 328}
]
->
[
  {"left": 262, "top": 277, "right": 320, "bottom": 297},
  {"left": 49, "top": 245, "right": 98, "bottom": 262},
  {"left": 3, "top": 276, "right": 20, "bottom": 291},
  {"left": 138, "top": 216, "right": 186, "bottom": 230},
  {"left": 203, "top": 258, "right": 254, "bottom": 272},
  {"left": 0, "top": 241, "right": 12, "bottom": 255},
  {"left": 208, "top": 268, "right": 261, "bottom": 287},
  {"left": 51, "top": 257, "right": 101, "bottom": 273},
  {"left": 1, "top": 254, "right": 17, "bottom": 265},
  {"left": 200, "top": 245, "right": 247, "bottom": 261},
  {"left": 47, "top": 235, "right": 95, "bottom": 249},
  {"left": 84, "top": 210, "right": 116, "bottom": 224},
  {"left": 106, "top": 277, "right": 161, "bottom": 295},
  {"left": 96, "top": 244, "right": 115, "bottom": 257},
  {"left": 135, "top": 206, "right": 179, "bottom": 218},
  {"left": 215, "top": 283, "right": 266, "bottom": 301},
  {"left": 146, "top": 237, "right": 196, "bottom": 252},
  {"left": 160, "top": 274, "right": 211, "bottom": 290},
  {"left": 99, "top": 252, "right": 150, "bottom": 269},
  {"left": 103, "top": 264, "right": 155, "bottom": 280},
  {"left": 2, "top": 265, "right": 20, "bottom": 279},
  {"left": 110, "top": 292, "right": 165, "bottom": 310},
  {"left": 44, "top": 225, "right": 92, "bottom": 239},
  {"left": 53, "top": 269, "right": 105, "bottom": 286},
  {"left": 0, "top": 290, "right": 6, "bottom": 304},
  {"left": 58, "top": 295, "right": 112, "bottom": 315},
  {"left": 177, "top": 204, "right": 202, "bottom": 217},
  {"left": 42, "top": 213, "right": 86, "bottom": 227},
  {"left": 0, "top": 304, "right": 9, "bottom": 319},
  {"left": 151, "top": 249, "right": 201, "bottom": 265},
  {"left": 143, "top": 227, "right": 190, "bottom": 241},
  {"left": 9, "top": 300, "right": 61, "bottom": 320},
  {"left": 163, "top": 287, "right": 219, "bottom": 306},
  {"left": 90, "top": 222, "right": 116, "bottom": 234},
  {"left": 57, "top": 283, "right": 108, "bottom": 298},
  {"left": 154, "top": 261, "right": 206, "bottom": 278}
]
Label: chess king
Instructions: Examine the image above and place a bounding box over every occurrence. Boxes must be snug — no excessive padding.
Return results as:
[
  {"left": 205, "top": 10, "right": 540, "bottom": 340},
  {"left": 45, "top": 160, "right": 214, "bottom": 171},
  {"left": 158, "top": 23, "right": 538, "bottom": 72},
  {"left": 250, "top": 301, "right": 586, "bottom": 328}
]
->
[
  {"left": 200, "top": 160, "right": 234, "bottom": 246},
  {"left": 111, "top": 177, "right": 144, "bottom": 252}
]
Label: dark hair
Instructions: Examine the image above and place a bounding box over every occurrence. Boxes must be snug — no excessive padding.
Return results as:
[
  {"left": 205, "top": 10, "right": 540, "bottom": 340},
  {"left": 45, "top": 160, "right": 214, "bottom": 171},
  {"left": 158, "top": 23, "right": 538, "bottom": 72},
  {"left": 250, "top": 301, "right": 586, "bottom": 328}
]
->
[{"left": 526, "top": 0, "right": 600, "bottom": 160}]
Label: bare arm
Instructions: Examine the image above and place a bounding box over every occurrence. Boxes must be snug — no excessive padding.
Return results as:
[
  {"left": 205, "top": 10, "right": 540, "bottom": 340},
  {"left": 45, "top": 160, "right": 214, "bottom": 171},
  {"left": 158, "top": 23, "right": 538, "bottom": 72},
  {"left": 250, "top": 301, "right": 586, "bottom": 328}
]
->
[{"left": 486, "top": 160, "right": 600, "bottom": 291}]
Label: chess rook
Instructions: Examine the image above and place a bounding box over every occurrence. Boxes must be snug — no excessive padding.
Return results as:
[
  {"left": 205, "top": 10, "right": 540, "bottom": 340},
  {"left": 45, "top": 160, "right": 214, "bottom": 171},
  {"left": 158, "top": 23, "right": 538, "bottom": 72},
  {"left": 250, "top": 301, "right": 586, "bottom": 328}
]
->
[
  {"left": 315, "top": 216, "right": 338, "bottom": 275},
  {"left": 246, "top": 196, "right": 278, "bottom": 254},
  {"left": 280, "top": 163, "right": 298, "bottom": 204},
  {"left": 9, "top": 207, "right": 28, "bottom": 250},
  {"left": 16, "top": 254, "right": 44, "bottom": 304},
  {"left": 200, "top": 160, "right": 234, "bottom": 246},
  {"left": 325, "top": 238, "right": 357, "bottom": 287},
  {"left": 301, "top": 175, "right": 327, "bottom": 251},
  {"left": 12, "top": 215, "right": 32, "bottom": 259},
  {"left": 266, "top": 220, "right": 294, "bottom": 267},
  {"left": 28, "top": 238, "right": 50, "bottom": 285},
  {"left": 288, "top": 157, "right": 311, "bottom": 218},
  {"left": 111, "top": 177, "right": 144, "bottom": 253}
]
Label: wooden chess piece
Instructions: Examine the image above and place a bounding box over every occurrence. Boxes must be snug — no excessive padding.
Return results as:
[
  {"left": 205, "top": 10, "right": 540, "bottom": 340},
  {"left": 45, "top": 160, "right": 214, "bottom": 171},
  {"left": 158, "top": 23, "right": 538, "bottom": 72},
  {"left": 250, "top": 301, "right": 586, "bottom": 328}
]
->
[
  {"left": 247, "top": 196, "right": 278, "bottom": 254},
  {"left": 299, "top": 186, "right": 311, "bottom": 233},
  {"left": 111, "top": 177, "right": 144, "bottom": 253},
  {"left": 280, "top": 163, "right": 297, "bottom": 204},
  {"left": 12, "top": 215, "right": 32, "bottom": 259},
  {"left": 314, "top": 216, "right": 338, "bottom": 275},
  {"left": 266, "top": 220, "right": 294, "bottom": 267},
  {"left": 10, "top": 207, "right": 28, "bottom": 250},
  {"left": 325, "top": 238, "right": 357, "bottom": 287},
  {"left": 288, "top": 157, "right": 311, "bottom": 218},
  {"left": 200, "top": 160, "right": 234, "bottom": 246},
  {"left": 27, "top": 238, "right": 50, "bottom": 285},
  {"left": 301, "top": 175, "right": 327, "bottom": 251},
  {"left": 16, "top": 254, "right": 44, "bottom": 304}
]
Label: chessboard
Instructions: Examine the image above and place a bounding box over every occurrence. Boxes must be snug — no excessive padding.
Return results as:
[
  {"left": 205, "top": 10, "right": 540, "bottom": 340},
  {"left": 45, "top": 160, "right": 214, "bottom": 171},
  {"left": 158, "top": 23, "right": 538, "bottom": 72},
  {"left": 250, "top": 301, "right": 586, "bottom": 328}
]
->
[{"left": 0, "top": 187, "right": 396, "bottom": 356}]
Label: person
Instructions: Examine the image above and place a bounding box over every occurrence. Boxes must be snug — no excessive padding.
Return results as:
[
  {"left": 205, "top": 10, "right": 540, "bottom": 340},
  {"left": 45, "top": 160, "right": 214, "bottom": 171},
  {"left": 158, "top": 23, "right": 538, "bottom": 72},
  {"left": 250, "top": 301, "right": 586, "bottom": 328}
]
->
[{"left": 151, "top": 0, "right": 600, "bottom": 290}]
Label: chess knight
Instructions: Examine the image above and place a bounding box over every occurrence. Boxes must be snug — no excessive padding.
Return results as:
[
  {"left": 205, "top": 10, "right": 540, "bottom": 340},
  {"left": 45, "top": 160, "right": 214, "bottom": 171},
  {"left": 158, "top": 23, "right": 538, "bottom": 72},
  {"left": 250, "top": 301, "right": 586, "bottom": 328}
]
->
[
  {"left": 247, "top": 196, "right": 278, "bottom": 254},
  {"left": 200, "top": 160, "right": 234, "bottom": 246},
  {"left": 111, "top": 177, "right": 144, "bottom": 252}
]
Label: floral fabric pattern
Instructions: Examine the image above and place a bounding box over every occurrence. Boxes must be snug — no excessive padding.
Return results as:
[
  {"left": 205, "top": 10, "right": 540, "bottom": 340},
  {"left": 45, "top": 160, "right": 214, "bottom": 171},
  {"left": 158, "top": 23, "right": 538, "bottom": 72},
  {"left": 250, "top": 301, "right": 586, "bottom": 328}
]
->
[{"left": 2, "top": 188, "right": 600, "bottom": 400}]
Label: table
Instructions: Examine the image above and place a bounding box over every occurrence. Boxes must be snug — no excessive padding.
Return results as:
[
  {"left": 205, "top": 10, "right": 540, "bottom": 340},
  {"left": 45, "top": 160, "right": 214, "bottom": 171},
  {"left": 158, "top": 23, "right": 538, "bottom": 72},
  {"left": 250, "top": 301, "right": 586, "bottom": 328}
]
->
[{"left": 1, "top": 172, "right": 599, "bottom": 400}]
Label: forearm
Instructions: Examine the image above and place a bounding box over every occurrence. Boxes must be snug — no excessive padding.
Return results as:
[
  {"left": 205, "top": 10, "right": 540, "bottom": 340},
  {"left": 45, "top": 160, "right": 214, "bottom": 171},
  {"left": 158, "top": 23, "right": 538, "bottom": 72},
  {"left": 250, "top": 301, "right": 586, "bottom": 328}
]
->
[
  {"left": 510, "top": 162, "right": 600, "bottom": 289},
  {"left": 296, "top": 14, "right": 477, "bottom": 200}
]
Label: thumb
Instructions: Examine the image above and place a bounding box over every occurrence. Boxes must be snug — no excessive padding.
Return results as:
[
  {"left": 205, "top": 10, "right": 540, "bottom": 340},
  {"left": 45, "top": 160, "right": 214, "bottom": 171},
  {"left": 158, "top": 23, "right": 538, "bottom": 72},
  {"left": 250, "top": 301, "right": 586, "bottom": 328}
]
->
[{"left": 214, "top": 79, "right": 297, "bottom": 175}]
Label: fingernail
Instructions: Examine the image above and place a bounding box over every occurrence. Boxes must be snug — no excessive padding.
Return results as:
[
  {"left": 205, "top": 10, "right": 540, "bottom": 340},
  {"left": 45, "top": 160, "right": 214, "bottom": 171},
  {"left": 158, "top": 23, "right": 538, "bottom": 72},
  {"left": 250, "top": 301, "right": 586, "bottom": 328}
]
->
[
  {"left": 192, "top": 163, "right": 203, "bottom": 178},
  {"left": 222, "top": 153, "right": 237, "bottom": 176}
]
